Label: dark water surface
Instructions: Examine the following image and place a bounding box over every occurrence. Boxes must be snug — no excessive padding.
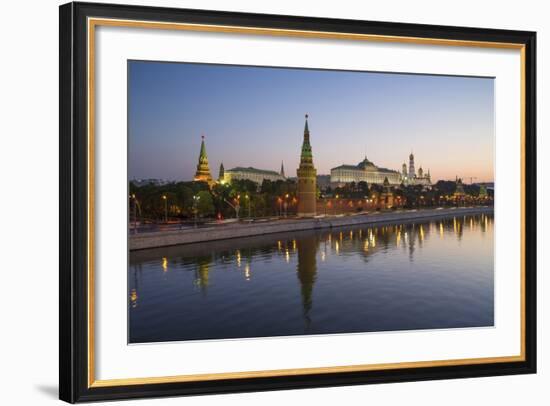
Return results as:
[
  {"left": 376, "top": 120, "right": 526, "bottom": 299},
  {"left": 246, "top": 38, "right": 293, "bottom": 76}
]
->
[{"left": 129, "top": 214, "right": 494, "bottom": 343}]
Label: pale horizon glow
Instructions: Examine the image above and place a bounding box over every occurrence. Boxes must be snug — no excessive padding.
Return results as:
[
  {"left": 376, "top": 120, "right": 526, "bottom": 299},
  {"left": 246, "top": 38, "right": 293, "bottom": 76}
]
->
[{"left": 129, "top": 61, "right": 495, "bottom": 183}]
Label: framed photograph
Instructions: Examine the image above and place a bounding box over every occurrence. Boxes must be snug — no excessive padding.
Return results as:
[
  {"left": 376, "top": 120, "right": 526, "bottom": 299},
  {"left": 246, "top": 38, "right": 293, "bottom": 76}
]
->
[{"left": 59, "top": 2, "right": 536, "bottom": 402}]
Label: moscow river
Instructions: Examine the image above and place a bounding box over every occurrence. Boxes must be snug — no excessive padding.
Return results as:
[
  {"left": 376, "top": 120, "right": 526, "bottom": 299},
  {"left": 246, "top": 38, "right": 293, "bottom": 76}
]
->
[{"left": 129, "top": 213, "right": 494, "bottom": 343}]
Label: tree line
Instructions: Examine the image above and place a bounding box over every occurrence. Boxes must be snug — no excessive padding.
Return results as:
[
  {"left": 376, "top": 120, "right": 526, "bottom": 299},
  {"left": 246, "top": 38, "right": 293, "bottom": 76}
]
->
[
  {"left": 129, "top": 179, "right": 299, "bottom": 222},
  {"left": 130, "top": 178, "right": 493, "bottom": 222}
]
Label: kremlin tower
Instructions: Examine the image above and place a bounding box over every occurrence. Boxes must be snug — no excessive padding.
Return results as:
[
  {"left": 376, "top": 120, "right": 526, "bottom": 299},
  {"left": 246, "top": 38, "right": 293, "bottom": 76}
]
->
[
  {"left": 218, "top": 162, "right": 225, "bottom": 182},
  {"left": 193, "top": 135, "right": 213, "bottom": 185},
  {"left": 408, "top": 151, "right": 416, "bottom": 178},
  {"left": 296, "top": 114, "right": 317, "bottom": 217}
]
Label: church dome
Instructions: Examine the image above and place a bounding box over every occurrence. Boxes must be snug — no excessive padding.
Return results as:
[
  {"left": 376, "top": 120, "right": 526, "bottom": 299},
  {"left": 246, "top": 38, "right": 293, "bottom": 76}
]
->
[{"left": 357, "top": 157, "right": 376, "bottom": 169}]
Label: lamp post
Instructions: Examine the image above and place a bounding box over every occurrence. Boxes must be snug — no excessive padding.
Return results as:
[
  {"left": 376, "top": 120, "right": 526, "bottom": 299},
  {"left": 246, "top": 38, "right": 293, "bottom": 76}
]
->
[
  {"left": 223, "top": 196, "right": 240, "bottom": 219},
  {"left": 193, "top": 195, "right": 200, "bottom": 228},
  {"left": 245, "top": 194, "right": 251, "bottom": 218},
  {"left": 131, "top": 194, "right": 137, "bottom": 233},
  {"left": 162, "top": 195, "right": 167, "bottom": 223},
  {"left": 284, "top": 193, "right": 289, "bottom": 217}
]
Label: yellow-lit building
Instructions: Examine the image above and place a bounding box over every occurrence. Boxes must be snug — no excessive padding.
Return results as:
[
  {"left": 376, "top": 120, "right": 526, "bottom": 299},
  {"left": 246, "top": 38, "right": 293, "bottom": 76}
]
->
[
  {"left": 400, "top": 152, "right": 432, "bottom": 186},
  {"left": 223, "top": 166, "right": 285, "bottom": 184},
  {"left": 331, "top": 157, "right": 401, "bottom": 186},
  {"left": 331, "top": 152, "right": 432, "bottom": 187}
]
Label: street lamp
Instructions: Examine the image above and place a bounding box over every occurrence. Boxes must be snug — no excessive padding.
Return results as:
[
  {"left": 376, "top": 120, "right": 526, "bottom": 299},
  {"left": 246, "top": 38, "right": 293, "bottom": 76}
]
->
[
  {"left": 162, "top": 195, "right": 167, "bottom": 223},
  {"left": 245, "top": 194, "right": 251, "bottom": 218},
  {"left": 193, "top": 195, "right": 200, "bottom": 228},
  {"left": 130, "top": 194, "right": 138, "bottom": 233},
  {"left": 284, "top": 193, "right": 289, "bottom": 217}
]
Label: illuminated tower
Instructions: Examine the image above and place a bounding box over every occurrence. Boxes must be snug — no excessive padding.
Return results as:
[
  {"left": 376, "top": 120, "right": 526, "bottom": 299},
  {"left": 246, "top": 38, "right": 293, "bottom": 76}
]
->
[
  {"left": 296, "top": 114, "right": 317, "bottom": 217},
  {"left": 193, "top": 135, "right": 213, "bottom": 184},
  {"left": 402, "top": 163, "right": 407, "bottom": 179},
  {"left": 408, "top": 152, "right": 416, "bottom": 178},
  {"left": 454, "top": 177, "right": 465, "bottom": 197}
]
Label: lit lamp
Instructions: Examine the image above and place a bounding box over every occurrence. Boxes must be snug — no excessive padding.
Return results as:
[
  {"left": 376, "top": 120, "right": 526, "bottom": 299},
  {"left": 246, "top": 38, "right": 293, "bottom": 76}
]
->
[
  {"left": 245, "top": 194, "right": 251, "bottom": 218},
  {"left": 162, "top": 195, "right": 167, "bottom": 223},
  {"left": 192, "top": 194, "right": 200, "bottom": 228},
  {"left": 131, "top": 194, "right": 138, "bottom": 233}
]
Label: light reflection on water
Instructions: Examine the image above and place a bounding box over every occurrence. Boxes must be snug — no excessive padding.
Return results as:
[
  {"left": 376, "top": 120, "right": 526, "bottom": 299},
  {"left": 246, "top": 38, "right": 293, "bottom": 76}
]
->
[{"left": 129, "top": 214, "right": 494, "bottom": 343}]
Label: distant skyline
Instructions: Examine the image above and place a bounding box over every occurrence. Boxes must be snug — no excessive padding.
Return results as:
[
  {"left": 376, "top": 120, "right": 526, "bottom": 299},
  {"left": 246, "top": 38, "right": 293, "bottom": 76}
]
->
[{"left": 129, "top": 61, "right": 495, "bottom": 183}]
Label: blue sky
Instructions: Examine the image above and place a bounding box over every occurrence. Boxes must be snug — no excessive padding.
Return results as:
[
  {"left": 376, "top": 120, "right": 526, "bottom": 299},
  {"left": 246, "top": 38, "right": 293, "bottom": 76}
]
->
[{"left": 128, "top": 61, "right": 494, "bottom": 182}]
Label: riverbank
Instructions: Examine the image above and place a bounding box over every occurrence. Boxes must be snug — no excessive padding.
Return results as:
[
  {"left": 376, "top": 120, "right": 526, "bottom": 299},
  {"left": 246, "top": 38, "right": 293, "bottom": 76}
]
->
[{"left": 129, "top": 206, "right": 493, "bottom": 251}]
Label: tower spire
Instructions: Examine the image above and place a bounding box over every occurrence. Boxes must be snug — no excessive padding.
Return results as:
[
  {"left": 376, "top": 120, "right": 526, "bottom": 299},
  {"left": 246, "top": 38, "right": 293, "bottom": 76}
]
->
[
  {"left": 280, "top": 160, "right": 285, "bottom": 178},
  {"left": 199, "top": 134, "right": 207, "bottom": 161},
  {"left": 297, "top": 114, "right": 316, "bottom": 217},
  {"left": 218, "top": 162, "right": 225, "bottom": 181},
  {"left": 408, "top": 150, "right": 415, "bottom": 178},
  {"left": 193, "top": 134, "right": 213, "bottom": 185},
  {"left": 300, "top": 114, "right": 313, "bottom": 163}
]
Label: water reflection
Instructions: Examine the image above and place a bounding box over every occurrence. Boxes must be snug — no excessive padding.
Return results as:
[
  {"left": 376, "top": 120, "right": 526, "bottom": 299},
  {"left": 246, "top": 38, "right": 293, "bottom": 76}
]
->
[
  {"left": 296, "top": 236, "right": 318, "bottom": 330},
  {"left": 129, "top": 214, "right": 494, "bottom": 343}
]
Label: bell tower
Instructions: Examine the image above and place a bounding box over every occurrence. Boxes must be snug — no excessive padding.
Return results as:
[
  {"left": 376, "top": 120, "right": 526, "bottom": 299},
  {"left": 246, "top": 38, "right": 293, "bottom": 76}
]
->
[{"left": 408, "top": 151, "right": 416, "bottom": 179}]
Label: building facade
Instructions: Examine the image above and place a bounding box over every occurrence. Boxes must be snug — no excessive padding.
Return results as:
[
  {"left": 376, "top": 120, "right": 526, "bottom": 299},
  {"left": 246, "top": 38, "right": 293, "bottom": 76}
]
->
[
  {"left": 401, "top": 152, "right": 432, "bottom": 186},
  {"left": 331, "top": 157, "right": 401, "bottom": 186},
  {"left": 331, "top": 151, "right": 432, "bottom": 188},
  {"left": 223, "top": 166, "right": 285, "bottom": 184},
  {"left": 297, "top": 115, "right": 317, "bottom": 217}
]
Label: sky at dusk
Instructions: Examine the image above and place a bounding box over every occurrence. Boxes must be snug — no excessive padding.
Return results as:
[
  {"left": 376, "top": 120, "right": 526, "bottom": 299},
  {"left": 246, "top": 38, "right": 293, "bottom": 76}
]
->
[{"left": 128, "top": 61, "right": 495, "bottom": 183}]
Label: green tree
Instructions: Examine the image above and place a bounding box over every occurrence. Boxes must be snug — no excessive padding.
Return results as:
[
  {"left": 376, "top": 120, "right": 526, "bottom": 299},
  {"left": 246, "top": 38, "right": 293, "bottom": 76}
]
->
[
  {"left": 196, "top": 190, "right": 215, "bottom": 217},
  {"left": 357, "top": 181, "right": 369, "bottom": 195},
  {"left": 260, "top": 179, "right": 273, "bottom": 194}
]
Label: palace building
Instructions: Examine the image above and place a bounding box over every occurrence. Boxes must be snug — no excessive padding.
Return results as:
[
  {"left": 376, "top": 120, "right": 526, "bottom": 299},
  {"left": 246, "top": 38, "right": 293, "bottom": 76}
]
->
[
  {"left": 297, "top": 114, "right": 317, "bottom": 217},
  {"left": 331, "top": 157, "right": 401, "bottom": 186},
  {"left": 192, "top": 125, "right": 432, "bottom": 193},
  {"left": 331, "top": 152, "right": 432, "bottom": 187},
  {"left": 193, "top": 135, "right": 214, "bottom": 185},
  {"left": 223, "top": 166, "right": 286, "bottom": 184}
]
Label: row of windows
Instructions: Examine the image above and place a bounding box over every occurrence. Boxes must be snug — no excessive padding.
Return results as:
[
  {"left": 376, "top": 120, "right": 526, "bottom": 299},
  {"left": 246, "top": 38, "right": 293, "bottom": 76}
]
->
[
  {"left": 225, "top": 173, "right": 285, "bottom": 183},
  {"left": 331, "top": 172, "right": 401, "bottom": 183}
]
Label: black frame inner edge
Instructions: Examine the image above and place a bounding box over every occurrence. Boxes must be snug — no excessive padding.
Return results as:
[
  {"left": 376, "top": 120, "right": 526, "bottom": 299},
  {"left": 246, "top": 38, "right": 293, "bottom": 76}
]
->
[{"left": 59, "top": 1, "right": 537, "bottom": 403}]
